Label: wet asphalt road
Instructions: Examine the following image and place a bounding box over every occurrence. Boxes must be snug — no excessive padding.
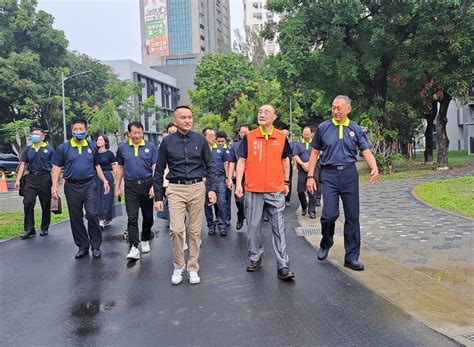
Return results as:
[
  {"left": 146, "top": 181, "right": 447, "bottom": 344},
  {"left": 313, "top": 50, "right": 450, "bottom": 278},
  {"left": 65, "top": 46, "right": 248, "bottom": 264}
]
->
[{"left": 0, "top": 201, "right": 458, "bottom": 346}]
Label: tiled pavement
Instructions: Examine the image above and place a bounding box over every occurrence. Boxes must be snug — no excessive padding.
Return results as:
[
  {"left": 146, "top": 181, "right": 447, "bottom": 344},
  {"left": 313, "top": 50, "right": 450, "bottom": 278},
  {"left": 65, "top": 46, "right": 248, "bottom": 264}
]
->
[{"left": 358, "top": 161, "right": 474, "bottom": 295}]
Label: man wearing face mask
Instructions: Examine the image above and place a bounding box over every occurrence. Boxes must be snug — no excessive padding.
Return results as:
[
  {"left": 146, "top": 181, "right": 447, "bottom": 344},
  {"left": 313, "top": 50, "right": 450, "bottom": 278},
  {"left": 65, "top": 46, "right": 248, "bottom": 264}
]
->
[
  {"left": 51, "top": 118, "right": 110, "bottom": 259},
  {"left": 15, "top": 127, "right": 55, "bottom": 239}
]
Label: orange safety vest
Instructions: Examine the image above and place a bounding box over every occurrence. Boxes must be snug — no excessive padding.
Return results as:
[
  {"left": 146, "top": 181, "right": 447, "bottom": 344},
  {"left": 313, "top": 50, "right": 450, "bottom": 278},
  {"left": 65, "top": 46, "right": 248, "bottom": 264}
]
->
[{"left": 244, "top": 128, "right": 286, "bottom": 193}]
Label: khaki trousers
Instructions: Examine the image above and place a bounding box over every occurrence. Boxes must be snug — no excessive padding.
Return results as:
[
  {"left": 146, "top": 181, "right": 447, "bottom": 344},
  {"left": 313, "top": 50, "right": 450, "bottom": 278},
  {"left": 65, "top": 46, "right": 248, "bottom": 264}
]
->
[{"left": 167, "top": 181, "right": 206, "bottom": 272}]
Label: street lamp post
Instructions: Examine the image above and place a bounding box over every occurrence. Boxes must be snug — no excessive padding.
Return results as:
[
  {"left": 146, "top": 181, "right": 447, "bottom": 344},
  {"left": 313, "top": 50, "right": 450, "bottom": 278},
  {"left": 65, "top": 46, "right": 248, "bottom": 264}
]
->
[{"left": 61, "top": 70, "right": 92, "bottom": 142}]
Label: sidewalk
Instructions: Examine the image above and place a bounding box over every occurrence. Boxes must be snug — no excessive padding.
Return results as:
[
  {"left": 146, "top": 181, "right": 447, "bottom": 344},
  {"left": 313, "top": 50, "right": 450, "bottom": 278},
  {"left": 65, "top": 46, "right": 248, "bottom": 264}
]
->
[{"left": 298, "top": 162, "right": 474, "bottom": 345}]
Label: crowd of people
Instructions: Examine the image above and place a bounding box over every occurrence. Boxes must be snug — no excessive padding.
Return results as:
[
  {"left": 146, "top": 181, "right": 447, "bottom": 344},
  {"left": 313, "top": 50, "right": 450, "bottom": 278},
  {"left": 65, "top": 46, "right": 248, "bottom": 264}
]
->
[{"left": 15, "top": 95, "right": 379, "bottom": 284}]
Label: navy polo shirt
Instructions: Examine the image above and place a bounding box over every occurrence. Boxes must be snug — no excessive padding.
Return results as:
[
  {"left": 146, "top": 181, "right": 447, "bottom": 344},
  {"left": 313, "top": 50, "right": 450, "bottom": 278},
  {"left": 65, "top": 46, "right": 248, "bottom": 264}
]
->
[
  {"left": 292, "top": 140, "right": 312, "bottom": 163},
  {"left": 311, "top": 119, "right": 371, "bottom": 166},
  {"left": 20, "top": 143, "right": 55, "bottom": 173},
  {"left": 210, "top": 144, "right": 229, "bottom": 176},
  {"left": 229, "top": 140, "right": 242, "bottom": 163},
  {"left": 52, "top": 139, "right": 98, "bottom": 181},
  {"left": 116, "top": 139, "right": 158, "bottom": 181},
  {"left": 97, "top": 150, "right": 116, "bottom": 172}
]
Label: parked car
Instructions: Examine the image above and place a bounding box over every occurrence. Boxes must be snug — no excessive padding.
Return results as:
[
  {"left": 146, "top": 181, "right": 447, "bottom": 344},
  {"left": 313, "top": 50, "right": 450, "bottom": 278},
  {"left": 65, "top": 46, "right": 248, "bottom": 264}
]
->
[{"left": 0, "top": 153, "right": 20, "bottom": 177}]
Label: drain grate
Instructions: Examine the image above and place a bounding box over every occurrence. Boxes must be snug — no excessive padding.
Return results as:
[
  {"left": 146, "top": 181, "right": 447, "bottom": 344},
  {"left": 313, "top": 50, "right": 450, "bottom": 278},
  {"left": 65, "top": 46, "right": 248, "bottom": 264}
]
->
[
  {"left": 295, "top": 227, "right": 321, "bottom": 236},
  {"left": 463, "top": 332, "right": 474, "bottom": 342}
]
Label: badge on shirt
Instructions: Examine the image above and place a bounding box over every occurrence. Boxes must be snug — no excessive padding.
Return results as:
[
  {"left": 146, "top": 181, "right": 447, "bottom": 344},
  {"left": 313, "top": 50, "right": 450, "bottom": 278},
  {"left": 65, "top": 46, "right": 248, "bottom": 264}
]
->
[
  {"left": 144, "top": 148, "right": 150, "bottom": 153},
  {"left": 349, "top": 131, "right": 355, "bottom": 137},
  {"left": 43, "top": 149, "right": 48, "bottom": 153},
  {"left": 87, "top": 148, "right": 92, "bottom": 154},
  {"left": 217, "top": 149, "right": 221, "bottom": 154}
]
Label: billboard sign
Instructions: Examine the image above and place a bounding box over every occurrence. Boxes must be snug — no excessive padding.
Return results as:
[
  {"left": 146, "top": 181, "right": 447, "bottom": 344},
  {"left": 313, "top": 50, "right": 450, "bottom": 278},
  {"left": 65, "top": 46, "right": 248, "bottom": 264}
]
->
[{"left": 144, "top": 0, "right": 169, "bottom": 56}]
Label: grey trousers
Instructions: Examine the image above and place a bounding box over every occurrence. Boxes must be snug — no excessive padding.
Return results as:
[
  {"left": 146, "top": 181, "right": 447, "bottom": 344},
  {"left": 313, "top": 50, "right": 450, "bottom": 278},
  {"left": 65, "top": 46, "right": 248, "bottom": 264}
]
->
[{"left": 244, "top": 191, "right": 290, "bottom": 270}]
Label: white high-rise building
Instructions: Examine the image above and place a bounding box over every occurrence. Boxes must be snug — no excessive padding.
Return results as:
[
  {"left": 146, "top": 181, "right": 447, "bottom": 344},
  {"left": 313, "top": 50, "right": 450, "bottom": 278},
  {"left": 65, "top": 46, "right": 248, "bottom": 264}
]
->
[{"left": 243, "top": 0, "right": 279, "bottom": 55}]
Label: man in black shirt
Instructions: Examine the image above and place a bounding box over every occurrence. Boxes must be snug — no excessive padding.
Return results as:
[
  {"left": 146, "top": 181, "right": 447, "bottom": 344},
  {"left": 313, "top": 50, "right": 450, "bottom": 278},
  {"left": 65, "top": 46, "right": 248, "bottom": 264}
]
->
[{"left": 154, "top": 106, "right": 217, "bottom": 285}]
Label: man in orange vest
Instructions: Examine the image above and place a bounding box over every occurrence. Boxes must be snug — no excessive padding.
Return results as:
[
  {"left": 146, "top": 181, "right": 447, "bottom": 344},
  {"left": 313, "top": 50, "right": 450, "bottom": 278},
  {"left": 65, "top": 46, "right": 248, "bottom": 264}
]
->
[{"left": 235, "top": 104, "right": 295, "bottom": 281}]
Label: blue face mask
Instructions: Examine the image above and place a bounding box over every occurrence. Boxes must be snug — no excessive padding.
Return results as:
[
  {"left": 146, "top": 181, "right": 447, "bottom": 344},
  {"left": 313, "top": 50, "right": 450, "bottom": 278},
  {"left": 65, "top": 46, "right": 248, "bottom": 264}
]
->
[
  {"left": 73, "top": 132, "right": 87, "bottom": 141},
  {"left": 31, "top": 135, "right": 41, "bottom": 144}
]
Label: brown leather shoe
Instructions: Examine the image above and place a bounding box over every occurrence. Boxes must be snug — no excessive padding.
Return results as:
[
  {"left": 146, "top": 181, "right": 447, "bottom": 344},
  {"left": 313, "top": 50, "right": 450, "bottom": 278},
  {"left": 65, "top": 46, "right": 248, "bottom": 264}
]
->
[
  {"left": 246, "top": 259, "right": 262, "bottom": 272},
  {"left": 277, "top": 268, "right": 295, "bottom": 281}
]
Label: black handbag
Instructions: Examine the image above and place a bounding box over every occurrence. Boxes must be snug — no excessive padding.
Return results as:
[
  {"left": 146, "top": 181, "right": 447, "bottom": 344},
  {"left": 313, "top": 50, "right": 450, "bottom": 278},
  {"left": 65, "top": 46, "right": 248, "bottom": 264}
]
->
[{"left": 51, "top": 196, "right": 62, "bottom": 214}]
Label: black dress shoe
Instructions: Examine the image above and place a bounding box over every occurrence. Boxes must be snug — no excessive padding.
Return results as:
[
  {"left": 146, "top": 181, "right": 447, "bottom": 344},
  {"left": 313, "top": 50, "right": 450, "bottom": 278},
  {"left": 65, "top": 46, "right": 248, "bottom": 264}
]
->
[
  {"left": 344, "top": 260, "right": 365, "bottom": 271},
  {"left": 208, "top": 227, "right": 216, "bottom": 235},
  {"left": 277, "top": 268, "right": 295, "bottom": 281},
  {"left": 92, "top": 249, "right": 101, "bottom": 258},
  {"left": 75, "top": 248, "right": 89, "bottom": 259},
  {"left": 309, "top": 212, "right": 316, "bottom": 219},
  {"left": 301, "top": 208, "right": 307, "bottom": 216},
  {"left": 219, "top": 229, "right": 227, "bottom": 237},
  {"left": 236, "top": 220, "right": 244, "bottom": 230},
  {"left": 246, "top": 259, "right": 262, "bottom": 272},
  {"left": 39, "top": 230, "right": 49, "bottom": 236},
  {"left": 315, "top": 198, "right": 321, "bottom": 207},
  {"left": 263, "top": 217, "right": 269, "bottom": 222},
  {"left": 20, "top": 230, "right": 36, "bottom": 240},
  {"left": 317, "top": 247, "right": 330, "bottom": 261}
]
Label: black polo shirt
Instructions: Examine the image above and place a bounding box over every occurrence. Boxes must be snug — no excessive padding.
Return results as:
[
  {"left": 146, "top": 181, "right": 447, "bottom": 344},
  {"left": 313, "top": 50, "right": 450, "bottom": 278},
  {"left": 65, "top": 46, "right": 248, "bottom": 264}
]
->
[
  {"left": 97, "top": 150, "right": 116, "bottom": 172},
  {"left": 52, "top": 139, "right": 98, "bottom": 181},
  {"left": 154, "top": 130, "right": 217, "bottom": 201},
  {"left": 116, "top": 139, "right": 158, "bottom": 181},
  {"left": 20, "top": 143, "right": 55, "bottom": 173}
]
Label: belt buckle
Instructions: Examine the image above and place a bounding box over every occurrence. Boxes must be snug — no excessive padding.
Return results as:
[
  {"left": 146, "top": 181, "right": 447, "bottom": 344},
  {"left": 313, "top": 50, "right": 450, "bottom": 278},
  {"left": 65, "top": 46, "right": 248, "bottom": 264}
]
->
[
  {"left": 137, "top": 179, "right": 144, "bottom": 185},
  {"left": 336, "top": 165, "right": 344, "bottom": 171}
]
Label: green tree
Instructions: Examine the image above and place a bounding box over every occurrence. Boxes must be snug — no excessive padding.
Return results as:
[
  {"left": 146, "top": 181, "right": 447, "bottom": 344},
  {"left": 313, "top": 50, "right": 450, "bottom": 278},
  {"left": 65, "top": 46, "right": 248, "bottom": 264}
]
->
[{"left": 0, "top": 118, "right": 37, "bottom": 154}]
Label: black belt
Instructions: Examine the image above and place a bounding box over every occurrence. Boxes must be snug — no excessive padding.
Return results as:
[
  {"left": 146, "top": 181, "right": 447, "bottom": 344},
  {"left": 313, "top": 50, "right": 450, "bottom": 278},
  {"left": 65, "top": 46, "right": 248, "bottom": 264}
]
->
[
  {"left": 27, "top": 171, "right": 50, "bottom": 176},
  {"left": 168, "top": 177, "right": 203, "bottom": 185},
  {"left": 66, "top": 177, "right": 94, "bottom": 184},
  {"left": 125, "top": 177, "right": 152, "bottom": 185},
  {"left": 321, "top": 163, "right": 355, "bottom": 171}
]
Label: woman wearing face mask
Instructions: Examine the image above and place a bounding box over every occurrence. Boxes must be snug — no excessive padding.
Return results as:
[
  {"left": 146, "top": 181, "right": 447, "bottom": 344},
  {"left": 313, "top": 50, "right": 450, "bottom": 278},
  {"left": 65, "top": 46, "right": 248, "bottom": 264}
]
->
[
  {"left": 95, "top": 134, "right": 116, "bottom": 228},
  {"left": 15, "top": 126, "right": 56, "bottom": 239}
]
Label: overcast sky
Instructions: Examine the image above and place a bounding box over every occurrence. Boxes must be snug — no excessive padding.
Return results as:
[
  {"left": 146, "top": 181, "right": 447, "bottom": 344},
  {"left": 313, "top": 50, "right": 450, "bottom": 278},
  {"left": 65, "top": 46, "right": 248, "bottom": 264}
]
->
[{"left": 36, "top": 0, "right": 244, "bottom": 62}]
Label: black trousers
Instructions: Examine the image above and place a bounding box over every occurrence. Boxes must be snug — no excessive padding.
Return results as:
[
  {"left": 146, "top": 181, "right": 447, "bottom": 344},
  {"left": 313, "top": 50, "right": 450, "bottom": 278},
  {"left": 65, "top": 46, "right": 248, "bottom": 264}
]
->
[
  {"left": 296, "top": 167, "right": 321, "bottom": 213},
  {"left": 64, "top": 179, "right": 101, "bottom": 250},
  {"left": 23, "top": 174, "right": 52, "bottom": 233},
  {"left": 124, "top": 178, "right": 154, "bottom": 247},
  {"left": 232, "top": 178, "right": 245, "bottom": 223},
  {"left": 320, "top": 165, "right": 360, "bottom": 262}
]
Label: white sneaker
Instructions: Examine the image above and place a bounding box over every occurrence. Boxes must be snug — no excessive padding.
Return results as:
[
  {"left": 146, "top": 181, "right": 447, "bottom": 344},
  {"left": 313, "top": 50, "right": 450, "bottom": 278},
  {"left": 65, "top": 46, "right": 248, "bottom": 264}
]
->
[
  {"left": 171, "top": 267, "right": 185, "bottom": 285},
  {"left": 103, "top": 220, "right": 111, "bottom": 227},
  {"left": 183, "top": 242, "right": 188, "bottom": 251},
  {"left": 126, "top": 245, "right": 140, "bottom": 260},
  {"left": 99, "top": 220, "right": 105, "bottom": 228},
  {"left": 188, "top": 271, "right": 200, "bottom": 284},
  {"left": 141, "top": 241, "right": 150, "bottom": 253}
]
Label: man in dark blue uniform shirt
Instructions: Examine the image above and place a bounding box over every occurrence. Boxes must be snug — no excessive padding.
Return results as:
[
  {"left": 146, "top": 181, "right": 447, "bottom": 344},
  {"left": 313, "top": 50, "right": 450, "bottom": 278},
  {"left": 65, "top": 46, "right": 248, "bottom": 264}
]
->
[
  {"left": 293, "top": 126, "right": 320, "bottom": 219},
  {"left": 216, "top": 131, "right": 232, "bottom": 226},
  {"left": 307, "top": 96, "right": 378, "bottom": 271},
  {"left": 15, "top": 127, "right": 55, "bottom": 239},
  {"left": 226, "top": 124, "right": 250, "bottom": 230},
  {"left": 115, "top": 121, "right": 158, "bottom": 261},
  {"left": 203, "top": 128, "right": 229, "bottom": 236},
  {"left": 52, "top": 118, "right": 110, "bottom": 259}
]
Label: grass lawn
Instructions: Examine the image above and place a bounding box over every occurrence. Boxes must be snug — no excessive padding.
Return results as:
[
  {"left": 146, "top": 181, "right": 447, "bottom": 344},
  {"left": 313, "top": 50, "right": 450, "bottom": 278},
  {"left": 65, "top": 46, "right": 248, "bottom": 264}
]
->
[
  {"left": 359, "top": 150, "right": 471, "bottom": 183},
  {"left": 0, "top": 207, "right": 70, "bottom": 240},
  {"left": 413, "top": 176, "right": 474, "bottom": 219}
]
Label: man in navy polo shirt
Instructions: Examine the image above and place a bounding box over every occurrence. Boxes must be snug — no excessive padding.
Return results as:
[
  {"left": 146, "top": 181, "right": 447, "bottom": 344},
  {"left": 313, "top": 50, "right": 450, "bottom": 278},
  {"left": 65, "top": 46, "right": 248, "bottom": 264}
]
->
[
  {"left": 216, "top": 131, "right": 232, "bottom": 226},
  {"left": 115, "top": 121, "right": 158, "bottom": 261},
  {"left": 226, "top": 124, "right": 250, "bottom": 230},
  {"left": 15, "top": 127, "right": 55, "bottom": 239},
  {"left": 293, "top": 126, "right": 320, "bottom": 219},
  {"left": 307, "top": 95, "right": 379, "bottom": 271},
  {"left": 52, "top": 118, "right": 110, "bottom": 259},
  {"left": 203, "top": 128, "right": 229, "bottom": 236}
]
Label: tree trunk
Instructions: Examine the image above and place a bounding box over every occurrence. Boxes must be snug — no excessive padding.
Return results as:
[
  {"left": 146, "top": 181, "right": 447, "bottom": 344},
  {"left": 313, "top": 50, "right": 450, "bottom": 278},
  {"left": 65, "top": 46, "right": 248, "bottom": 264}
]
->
[
  {"left": 436, "top": 92, "right": 451, "bottom": 169},
  {"left": 424, "top": 100, "right": 437, "bottom": 164}
]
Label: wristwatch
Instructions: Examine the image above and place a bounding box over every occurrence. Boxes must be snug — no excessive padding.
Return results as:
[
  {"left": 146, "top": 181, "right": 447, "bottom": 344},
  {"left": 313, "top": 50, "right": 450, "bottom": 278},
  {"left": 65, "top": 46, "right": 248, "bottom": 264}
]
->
[{"left": 306, "top": 176, "right": 314, "bottom": 180}]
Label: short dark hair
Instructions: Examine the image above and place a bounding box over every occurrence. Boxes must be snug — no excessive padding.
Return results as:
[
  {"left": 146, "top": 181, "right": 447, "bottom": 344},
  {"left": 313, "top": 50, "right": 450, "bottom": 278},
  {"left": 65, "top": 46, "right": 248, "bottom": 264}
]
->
[
  {"left": 216, "top": 131, "right": 227, "bottom": 140},
  {"left": 202, "top": 127, "right": 213, "bottom": 136},
  {"left": 238, "top": 124, "right": 250, "bottom": 131},
  {"left": 303, "top": 126, "right": 314, "bottom": 133},
  {"left": 174, "top": 105, "right": 192, "bottom": 112},
  {"left": 71, "top": 118, "right": 88, "bottom": 128},
  {"left": 30, "top": 126, "right": 44, "bottom": 133},
  {"left": 166, "top": 122, "right": 176, "bottom": 132},
  {"left": 123, "top": 131, "right": 129, "bottom": 138},
  {"left": 96, "top": 134, "right": 110, "bottom": 149},
  {"left": 128, "top": 121, "right": 144, "bottom": 132}
]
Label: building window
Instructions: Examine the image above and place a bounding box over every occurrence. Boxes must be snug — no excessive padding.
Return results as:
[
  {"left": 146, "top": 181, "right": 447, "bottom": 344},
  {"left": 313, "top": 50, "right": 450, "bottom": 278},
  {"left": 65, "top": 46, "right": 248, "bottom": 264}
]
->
[
  {"left": 253, "top": 12, "right": 262, "bottom": 20},
  {"left": 166, "top": 57, "right": 197, "bottom": 65},
  {"left": 168, "top": 0, "right": 193, "bottom": 55}
]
